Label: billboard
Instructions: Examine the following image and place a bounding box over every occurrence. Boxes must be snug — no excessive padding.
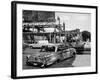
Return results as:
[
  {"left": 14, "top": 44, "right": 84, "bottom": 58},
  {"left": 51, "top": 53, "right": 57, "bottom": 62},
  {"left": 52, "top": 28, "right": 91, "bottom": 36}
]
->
[{"left": 23, "top": 10, "right": 55, "bottom": 22}]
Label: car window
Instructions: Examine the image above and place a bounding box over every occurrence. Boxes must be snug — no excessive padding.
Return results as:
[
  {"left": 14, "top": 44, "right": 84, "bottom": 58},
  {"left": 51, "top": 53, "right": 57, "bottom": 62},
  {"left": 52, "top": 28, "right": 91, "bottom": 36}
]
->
[
  {"left": 57, "top": 45, "right": 66, "bottom": 51},
  {"left": 40, "top": 46, "right": 55, "bottom": 52},
  {"left": 57, "top": 48, "right": 62, "bottom": 51},
  {"left": 57, "top": 46, "right": 63, "bottom": 51}
]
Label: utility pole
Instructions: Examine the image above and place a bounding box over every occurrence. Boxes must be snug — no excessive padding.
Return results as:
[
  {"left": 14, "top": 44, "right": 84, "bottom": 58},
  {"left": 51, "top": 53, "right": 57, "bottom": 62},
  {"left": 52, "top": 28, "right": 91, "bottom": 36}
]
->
[
  {"left": 63, "top": 22, "right": 65, "bottom": 31},
  {"left": 57, "top": 16, "right": 61, "bottom": 43},
  {"left": 63, "top": 22, "right": 66, "bottom": 43}
]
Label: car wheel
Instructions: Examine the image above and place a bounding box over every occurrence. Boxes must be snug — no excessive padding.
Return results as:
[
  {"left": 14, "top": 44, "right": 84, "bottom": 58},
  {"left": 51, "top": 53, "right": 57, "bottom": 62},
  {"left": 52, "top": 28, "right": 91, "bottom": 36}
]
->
[
  {"left": 30, "top": 46, "right": 33, "bottom": 49},
  {"left": 72, "top": 52, "right": 76, "bottom": 57},
  {"left": 40, "top": 64, "right": 45, "bottom": 68},
  {"left": 26, "top": 62, "right": 30, "bottom": 65},
  {"left": 57, "top": 59, "right": 60, "bottom": 63}
]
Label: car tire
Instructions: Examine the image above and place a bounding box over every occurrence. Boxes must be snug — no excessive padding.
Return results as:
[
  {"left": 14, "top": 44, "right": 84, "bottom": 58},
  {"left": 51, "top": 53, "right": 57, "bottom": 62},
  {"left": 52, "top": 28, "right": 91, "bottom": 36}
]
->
[
  {"left": 26, "top": 62, "right": 30, "bottom": 65},
  {"left": 30, "top": 46, "right": 33, "bottom": 49},
  {"left": 72, "top": 52, "right": 76, "bottom": 57},
  {"left": 57, "top": 59, "right": 60, "bottom": 63},
  {"left": 40, "top": 64, "right": 45, "bottom": 68}
]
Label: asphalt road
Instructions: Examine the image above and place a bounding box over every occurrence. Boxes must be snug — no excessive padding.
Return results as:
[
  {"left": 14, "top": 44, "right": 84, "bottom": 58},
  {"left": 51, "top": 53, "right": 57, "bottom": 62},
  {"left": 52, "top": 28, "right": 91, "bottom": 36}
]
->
[{"left": 23, "top": 48, "right": 91, "bottom": 69}]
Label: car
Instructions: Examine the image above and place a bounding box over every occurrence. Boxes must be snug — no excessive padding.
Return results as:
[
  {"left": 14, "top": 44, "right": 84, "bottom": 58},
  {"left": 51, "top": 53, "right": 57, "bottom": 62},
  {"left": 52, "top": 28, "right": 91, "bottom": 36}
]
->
[
  {"left": 28, "top": 40, "right": 49, "bottom": 48},
  {"left": 26, "top": 43, "right": 76, "bottom": 68}
]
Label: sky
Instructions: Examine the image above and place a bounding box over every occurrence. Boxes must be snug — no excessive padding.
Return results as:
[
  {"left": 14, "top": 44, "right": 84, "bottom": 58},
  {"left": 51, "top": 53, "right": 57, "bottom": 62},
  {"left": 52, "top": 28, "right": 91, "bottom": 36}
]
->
[{"left": 55, "top": 12, "right": 91, "bottom": 32}]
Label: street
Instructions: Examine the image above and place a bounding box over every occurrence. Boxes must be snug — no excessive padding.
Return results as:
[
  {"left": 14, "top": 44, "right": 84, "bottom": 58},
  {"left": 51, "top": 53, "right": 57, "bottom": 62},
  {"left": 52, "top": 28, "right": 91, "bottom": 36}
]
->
[{"left": 23, "top": 48, "right": 91, "bottom": 69}]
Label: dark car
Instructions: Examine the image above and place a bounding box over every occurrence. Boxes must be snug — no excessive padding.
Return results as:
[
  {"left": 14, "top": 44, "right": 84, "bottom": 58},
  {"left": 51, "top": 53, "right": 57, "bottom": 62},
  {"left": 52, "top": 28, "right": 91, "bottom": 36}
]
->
[{"left": 26, "top": 43, "right": 76, "bottom": 68}]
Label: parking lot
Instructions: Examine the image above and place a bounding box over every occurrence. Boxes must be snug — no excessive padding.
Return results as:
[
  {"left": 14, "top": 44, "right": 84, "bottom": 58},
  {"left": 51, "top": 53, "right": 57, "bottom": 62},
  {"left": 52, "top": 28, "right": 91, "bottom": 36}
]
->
[{"left": 23, "top": 48, "right": 91, "bottom": 69}]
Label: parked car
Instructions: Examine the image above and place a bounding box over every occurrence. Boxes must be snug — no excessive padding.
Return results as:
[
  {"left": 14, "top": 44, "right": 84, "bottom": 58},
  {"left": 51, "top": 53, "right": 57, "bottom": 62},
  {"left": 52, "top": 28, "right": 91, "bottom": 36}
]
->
[
  {"left": 28, "top": 40, "right": 49, "bottom": 48},
  {"left": 26, "top": 43, "right": 76, "bottom": 68}
]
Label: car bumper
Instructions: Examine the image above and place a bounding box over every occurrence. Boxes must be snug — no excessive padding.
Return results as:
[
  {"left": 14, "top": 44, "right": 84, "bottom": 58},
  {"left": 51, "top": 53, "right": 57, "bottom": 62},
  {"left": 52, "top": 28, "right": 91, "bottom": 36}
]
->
[{"left": 26, "top": 61, "right": 46, "bottom": 68}]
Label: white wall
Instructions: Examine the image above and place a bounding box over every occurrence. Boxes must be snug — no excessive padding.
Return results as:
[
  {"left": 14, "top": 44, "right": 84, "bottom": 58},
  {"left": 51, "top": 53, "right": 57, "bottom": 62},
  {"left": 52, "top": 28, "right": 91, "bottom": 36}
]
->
[{"left": 0, "top": 0, "right": 100, "bottom": 80}]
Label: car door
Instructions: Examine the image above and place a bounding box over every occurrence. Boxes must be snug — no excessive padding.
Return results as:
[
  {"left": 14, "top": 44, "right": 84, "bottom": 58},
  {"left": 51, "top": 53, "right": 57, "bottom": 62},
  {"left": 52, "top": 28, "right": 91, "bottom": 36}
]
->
[
  {"left": 57, "top": 46, "right": 66, "bottom": 60},
  {"left": 62, "top": 49, "right": 70, "bottom": 59},
  {"left": 57, "top": 46, "right": 70, "bottom": 60}
]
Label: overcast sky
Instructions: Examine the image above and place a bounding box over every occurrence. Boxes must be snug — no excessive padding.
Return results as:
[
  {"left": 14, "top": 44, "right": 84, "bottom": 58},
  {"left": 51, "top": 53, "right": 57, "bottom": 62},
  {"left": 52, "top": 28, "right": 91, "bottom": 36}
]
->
[{"left": 55, "top": 12, "right": 91, "bottom": 32}]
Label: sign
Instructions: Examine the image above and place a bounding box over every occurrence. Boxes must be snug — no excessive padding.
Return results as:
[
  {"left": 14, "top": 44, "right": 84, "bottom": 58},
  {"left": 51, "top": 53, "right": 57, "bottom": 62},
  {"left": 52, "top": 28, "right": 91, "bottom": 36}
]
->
[{"left": 23, "top": 10, "right": 55, "bottom": 22}]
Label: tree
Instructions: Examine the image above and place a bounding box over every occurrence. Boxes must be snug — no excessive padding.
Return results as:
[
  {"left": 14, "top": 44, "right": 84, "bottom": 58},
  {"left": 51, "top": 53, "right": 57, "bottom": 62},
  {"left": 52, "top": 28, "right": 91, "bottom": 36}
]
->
[{"left": 81, "top": 31, "right": 91, "bottom": 42}]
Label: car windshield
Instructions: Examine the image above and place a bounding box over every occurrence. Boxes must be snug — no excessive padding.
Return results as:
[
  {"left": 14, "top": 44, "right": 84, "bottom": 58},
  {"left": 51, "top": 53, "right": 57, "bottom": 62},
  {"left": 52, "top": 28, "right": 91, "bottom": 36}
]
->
[{"left": 40, "top": 46, "right": 55, "bottom": 52}]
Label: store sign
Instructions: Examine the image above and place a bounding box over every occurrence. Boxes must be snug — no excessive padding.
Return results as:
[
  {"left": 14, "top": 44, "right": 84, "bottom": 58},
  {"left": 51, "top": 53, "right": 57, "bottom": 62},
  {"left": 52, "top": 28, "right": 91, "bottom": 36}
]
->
[
  {"left": 23, "top": 22, "right": 55, "bottom": 26},
  {"left": 23, "top": 10, "right": 55, "bottom": 22}
]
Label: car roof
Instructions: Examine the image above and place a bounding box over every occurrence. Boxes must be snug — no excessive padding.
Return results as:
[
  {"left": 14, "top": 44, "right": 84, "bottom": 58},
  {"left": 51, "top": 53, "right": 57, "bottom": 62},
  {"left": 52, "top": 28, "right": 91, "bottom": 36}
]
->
[{"left": 43, "top": 43, "right": 62, "bottom": 47}]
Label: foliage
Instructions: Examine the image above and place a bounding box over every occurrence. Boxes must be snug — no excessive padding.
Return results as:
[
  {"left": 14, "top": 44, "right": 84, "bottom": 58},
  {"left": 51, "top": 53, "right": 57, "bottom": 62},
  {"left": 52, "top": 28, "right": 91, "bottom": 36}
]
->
[{"left": 81, "top": 31, "right": 91, "bottom": 41}]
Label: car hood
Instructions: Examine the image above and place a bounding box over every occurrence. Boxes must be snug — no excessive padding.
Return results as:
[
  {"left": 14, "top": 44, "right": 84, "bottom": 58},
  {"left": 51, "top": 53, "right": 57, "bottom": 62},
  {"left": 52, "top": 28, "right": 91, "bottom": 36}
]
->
[{"left": 30, "top": 51, "right": 55, "bottom": 58}]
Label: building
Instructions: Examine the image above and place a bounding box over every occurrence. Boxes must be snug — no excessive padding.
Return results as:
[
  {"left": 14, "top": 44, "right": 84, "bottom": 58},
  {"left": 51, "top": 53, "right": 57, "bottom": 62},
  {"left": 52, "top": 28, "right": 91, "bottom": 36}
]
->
[{"left": 23, "top": 10, "right": 82, "bottom": 45}]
